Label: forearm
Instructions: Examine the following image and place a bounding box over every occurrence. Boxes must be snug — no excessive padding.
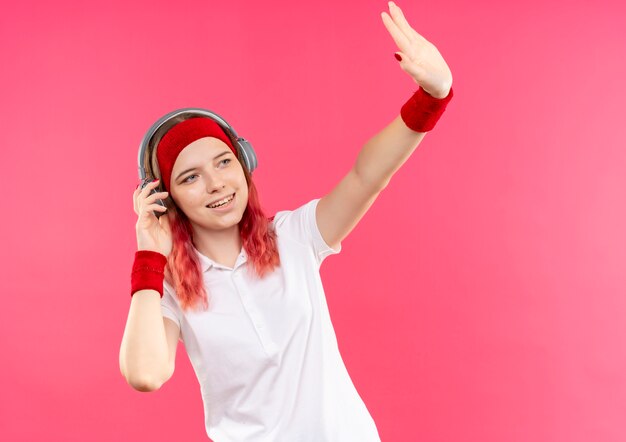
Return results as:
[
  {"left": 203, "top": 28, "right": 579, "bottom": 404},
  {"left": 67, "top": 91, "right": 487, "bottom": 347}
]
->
[
  {"left": 119, "top": 290, "right": 170, "bottom": 391},
  {"left": 354, "top": 114, "right": 426, "bottom": 190}
]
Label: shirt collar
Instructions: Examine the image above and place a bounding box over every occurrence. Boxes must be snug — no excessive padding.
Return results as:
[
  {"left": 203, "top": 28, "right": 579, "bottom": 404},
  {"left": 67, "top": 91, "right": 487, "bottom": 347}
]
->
[{"left": 194, "top": 244, "right": 248, "bottom": 272}]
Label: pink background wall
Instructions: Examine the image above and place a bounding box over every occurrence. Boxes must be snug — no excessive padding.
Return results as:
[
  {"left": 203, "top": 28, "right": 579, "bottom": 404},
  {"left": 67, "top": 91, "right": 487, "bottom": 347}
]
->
[{"left": 1, "top": 0, "right": 625, "bottom": 440}]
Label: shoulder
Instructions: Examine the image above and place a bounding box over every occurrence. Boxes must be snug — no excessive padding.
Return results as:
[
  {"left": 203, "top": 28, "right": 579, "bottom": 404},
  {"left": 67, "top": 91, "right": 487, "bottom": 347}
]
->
[
  {"left": 272, "top": 198, "right": 318, "bottom": 229},
  {"left": 267, "top": 199, "right": 320, "bottom": 250}
]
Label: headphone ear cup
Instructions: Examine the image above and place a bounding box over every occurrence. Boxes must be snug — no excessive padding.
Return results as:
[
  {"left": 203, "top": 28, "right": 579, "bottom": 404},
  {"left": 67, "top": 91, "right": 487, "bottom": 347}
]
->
[
  {"left": 236, "top": 139, "right": 257, "bottom": 173},
  {"left": 139, "top": 176, "right": 154, "bottom": 191},
  {"left": 138, "top": 176, "right": 169, "bottom": 218}
]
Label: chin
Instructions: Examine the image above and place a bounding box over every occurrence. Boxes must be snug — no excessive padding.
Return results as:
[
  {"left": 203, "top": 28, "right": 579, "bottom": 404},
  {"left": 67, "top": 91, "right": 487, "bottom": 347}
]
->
[{"left": 202, "top": 210, "right": 245, "bottom": 229}]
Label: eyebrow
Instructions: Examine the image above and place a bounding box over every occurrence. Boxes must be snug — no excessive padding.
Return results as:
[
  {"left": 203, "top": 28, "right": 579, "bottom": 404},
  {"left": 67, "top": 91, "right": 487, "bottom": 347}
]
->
[{"left": 175, "top": 151, "right": 232, "bottom": 181}]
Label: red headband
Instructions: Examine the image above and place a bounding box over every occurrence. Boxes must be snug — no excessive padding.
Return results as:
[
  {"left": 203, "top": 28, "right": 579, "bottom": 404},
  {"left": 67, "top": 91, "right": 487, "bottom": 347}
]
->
[{"left": 156, "top": 117, "right": 237, "bottom": 192}]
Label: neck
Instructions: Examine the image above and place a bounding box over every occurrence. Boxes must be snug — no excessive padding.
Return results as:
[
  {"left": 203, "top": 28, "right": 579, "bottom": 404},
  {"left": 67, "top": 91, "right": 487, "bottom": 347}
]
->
[{"left": 191, "top": 223, "right": 243, "bottom": 267}]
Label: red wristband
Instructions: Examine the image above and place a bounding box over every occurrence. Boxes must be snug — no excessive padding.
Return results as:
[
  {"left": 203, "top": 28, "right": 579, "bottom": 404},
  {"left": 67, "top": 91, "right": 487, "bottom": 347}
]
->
[
  {"left": 400, "top": 86, "right": 454, "bottom": 132},
  {"left": 130, "top": 250, "right": 168, "bottom": 298}
]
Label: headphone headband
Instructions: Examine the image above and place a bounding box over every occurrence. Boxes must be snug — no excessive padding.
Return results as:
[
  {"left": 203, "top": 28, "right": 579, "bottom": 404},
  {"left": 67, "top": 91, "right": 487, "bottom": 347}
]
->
[{"left": 137, "top": 108, "right": 258, "bottom": 182}]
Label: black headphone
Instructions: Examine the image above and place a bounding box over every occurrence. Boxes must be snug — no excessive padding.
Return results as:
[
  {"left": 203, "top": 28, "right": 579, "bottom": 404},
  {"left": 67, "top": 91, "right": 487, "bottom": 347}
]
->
[{"left": 137, "top": 108, "right": 258, "bottom": 218}]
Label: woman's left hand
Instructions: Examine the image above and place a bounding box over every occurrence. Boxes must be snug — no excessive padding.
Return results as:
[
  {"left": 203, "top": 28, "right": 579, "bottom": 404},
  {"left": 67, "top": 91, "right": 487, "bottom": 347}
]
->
[{"left": 381, "top": 1, "right": 453, "bottom": 99}]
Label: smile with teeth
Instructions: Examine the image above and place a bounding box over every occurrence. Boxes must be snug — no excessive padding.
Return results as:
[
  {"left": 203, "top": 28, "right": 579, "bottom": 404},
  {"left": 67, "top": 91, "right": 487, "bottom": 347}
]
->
[{"left": 207, "top": 193, "right": 235, "bottom": 208}]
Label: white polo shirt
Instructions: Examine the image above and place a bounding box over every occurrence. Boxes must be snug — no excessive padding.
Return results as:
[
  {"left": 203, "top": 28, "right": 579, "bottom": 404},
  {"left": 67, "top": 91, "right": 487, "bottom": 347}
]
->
[{"left": 160, "top": 198, "right": 381, "bottom": 442}]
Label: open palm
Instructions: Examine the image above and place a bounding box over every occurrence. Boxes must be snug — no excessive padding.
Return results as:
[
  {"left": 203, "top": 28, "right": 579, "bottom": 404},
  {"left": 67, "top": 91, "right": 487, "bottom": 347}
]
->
[{"left": 381, "top": 1, "right": 453, "bottom": 99}]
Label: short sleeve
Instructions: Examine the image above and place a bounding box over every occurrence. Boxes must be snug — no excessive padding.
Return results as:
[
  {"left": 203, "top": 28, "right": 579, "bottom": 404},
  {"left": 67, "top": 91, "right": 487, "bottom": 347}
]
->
[
  {"left": 161, "top": 283, "right": 182, "bottom": 340},
  {"left": 273, "top": 198, "right": 342, "bottom": 266}
]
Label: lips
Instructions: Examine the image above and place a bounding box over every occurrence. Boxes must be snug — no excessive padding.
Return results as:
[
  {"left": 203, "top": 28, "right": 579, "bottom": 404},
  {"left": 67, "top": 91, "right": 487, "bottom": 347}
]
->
[{"left": 206, "top": 193, "right": 235, "bottom": 208}]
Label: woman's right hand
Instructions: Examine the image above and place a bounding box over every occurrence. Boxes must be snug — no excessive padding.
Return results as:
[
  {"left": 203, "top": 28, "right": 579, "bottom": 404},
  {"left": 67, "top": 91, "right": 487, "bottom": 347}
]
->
[{"left": 133, "top": 179, "right": 173, "bottom": 257}]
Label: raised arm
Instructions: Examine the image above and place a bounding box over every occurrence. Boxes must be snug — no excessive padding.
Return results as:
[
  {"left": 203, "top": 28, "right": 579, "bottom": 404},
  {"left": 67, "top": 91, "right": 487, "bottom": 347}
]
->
[{"left": 316, "top": 1, "right": 454, "bottom": 250}]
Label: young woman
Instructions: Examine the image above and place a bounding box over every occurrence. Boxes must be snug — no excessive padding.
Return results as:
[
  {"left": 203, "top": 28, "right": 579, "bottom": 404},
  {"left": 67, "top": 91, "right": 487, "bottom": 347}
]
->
[{"left": 119, "top": 2, "right": 453, "bottom": 441}]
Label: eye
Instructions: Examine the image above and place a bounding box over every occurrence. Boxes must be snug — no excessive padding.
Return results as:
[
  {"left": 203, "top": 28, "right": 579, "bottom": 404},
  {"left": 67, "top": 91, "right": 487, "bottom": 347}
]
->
[
  {"left": 220, "top": 158, "right": 231, "bottom": 166},
  {"left": 183, "top": 174, "right": 198, "bottom": 183}
]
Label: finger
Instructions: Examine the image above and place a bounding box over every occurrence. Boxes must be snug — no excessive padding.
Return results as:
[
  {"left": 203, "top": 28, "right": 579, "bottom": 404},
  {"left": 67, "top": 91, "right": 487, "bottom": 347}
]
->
[
  {"left": 133, "top": 185, "right": 142, "bottom": 214},
  {"left": 388, "top": 2, "right": 429, "bottom": 44},
  {"left": 395, "top": 51, "right": 427, "bottom": 84},
  {"left": 140, "top": 179, "right": 161, "bottom": 196},
  {"left": 136, "top": 181, "right": 161, "bottom": 209},
  {"left": 140, "top": 202, "right": 167, "bottom": 217},
  {"left": 387, "top": 2, "right": 414, "bottom": 42},
  {"left": 144, "top": 191, "right": 169, "bottom": 205},
  {"left": 148, "top": 204, "right": 167, "bottom": 212},
  {"left": 141, "top": 193, "right": 167, "bottom": 211},
  {"left": 381, "top": 11, "right": 412, "bottom": 55}
]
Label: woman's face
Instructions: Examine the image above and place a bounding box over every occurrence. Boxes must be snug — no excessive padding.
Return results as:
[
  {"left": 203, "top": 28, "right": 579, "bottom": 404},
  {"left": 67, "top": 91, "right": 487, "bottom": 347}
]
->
[{"left": 169, "top": 137, "right": 249, "bottom": 231}]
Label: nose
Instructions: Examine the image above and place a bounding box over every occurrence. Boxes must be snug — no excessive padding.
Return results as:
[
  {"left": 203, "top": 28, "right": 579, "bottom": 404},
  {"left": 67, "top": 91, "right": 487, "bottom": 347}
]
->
[{"left": 205, "top": 172, "right": 226, "bottom": 193}]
